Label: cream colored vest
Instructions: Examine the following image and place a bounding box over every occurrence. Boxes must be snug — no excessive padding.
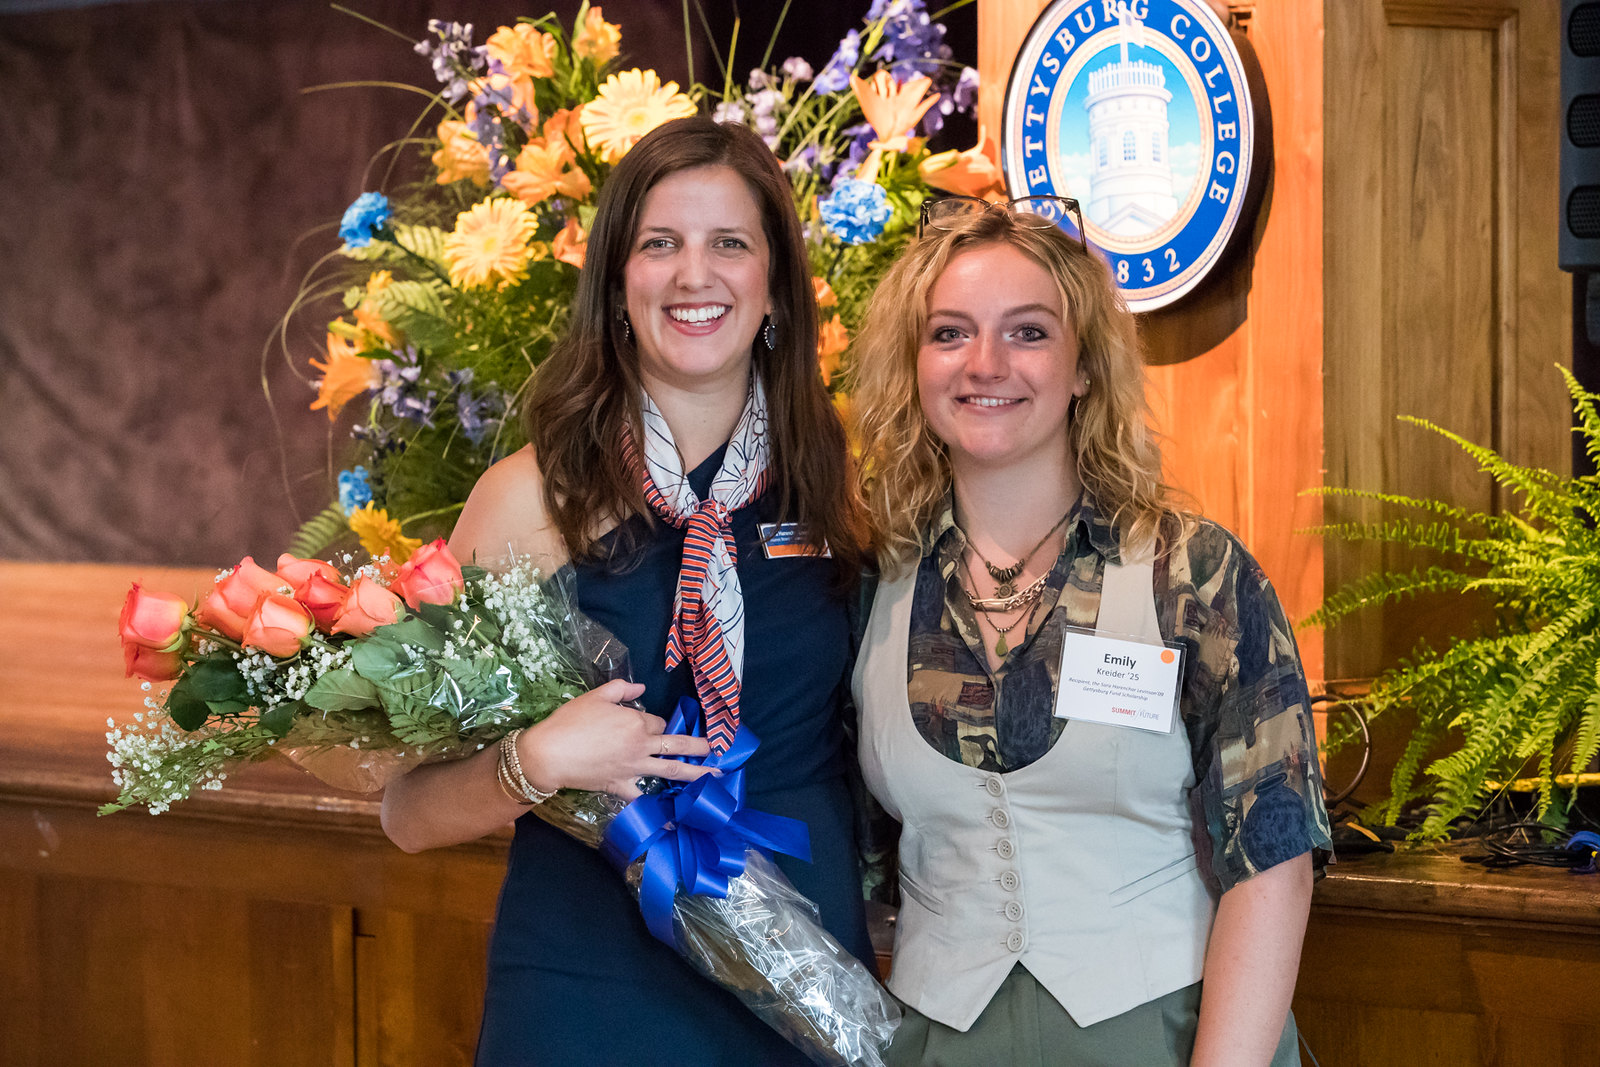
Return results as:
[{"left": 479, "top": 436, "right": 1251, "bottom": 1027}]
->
[{"left": 853, "top": 550, "right": 1216, "bottom": 1030}]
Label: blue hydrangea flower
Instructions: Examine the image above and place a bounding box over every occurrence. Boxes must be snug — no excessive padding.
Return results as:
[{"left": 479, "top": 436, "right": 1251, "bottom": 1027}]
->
[
  {"left": 338, "top": 466, "right": 374, "bottom": 515},
  {"left": 339, "top": 192, "right": 391, "bottom": 248},
  {"left": 819, "top": 179, "right": 892, "bottom": 245},
  {"left": 814, "top": 30, "right": 861, "bottom": 94}
]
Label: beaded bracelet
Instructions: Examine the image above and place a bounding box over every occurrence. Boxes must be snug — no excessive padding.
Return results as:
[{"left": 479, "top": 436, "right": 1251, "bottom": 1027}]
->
[{"left": 497, "top": 727, "right": 557, "bottom": 806}]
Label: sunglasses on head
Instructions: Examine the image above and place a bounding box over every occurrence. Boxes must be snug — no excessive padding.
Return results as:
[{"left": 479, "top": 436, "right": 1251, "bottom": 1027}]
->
[{"left": 918, "top": 194, "right": 1089, "bottom": 250}]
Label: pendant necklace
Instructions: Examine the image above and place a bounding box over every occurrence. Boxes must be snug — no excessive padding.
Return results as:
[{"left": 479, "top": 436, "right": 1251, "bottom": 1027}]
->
[
  {"left": 958, "top": 550, "right": 1045, "bottom": 659},
  {"left": 958, "top": 508, "right": 1075, "bottom": 598}
]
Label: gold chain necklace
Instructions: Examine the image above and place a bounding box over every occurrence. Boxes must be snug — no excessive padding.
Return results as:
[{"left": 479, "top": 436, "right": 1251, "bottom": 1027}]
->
[{"left": 955, "top": 508, "right": 1074, "bottom": 597}]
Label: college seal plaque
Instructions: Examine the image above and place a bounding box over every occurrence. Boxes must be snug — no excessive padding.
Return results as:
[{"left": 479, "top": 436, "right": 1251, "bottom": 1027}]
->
[{"left": 1002, "top": 0, "right": 1265, "bottom": 311}]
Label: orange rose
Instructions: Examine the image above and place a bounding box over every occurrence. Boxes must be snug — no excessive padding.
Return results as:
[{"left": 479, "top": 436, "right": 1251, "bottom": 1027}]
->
[
  {"left": 124, "top": 643, "right": 185, "bottom": 682},
  {"left": 195, "top": 557, "right": 288, "bottom": 641},
  {"left": 294, "top": 572, "right": 352, "bottom": 633},
  {"left": 331, "top": 577, "right": 405, "bottom": 637},
  {"left": 391, "top": 539, "right": 465, "bottom": 610},
  {"left": 276, "top": 554, "right": 341, "bottom": 589},
  {"left": 119, "top": 583, "right": 189, "bottom": 652},
  {"left": 243, "top": 594, "right": 316, "bottom": 658}
]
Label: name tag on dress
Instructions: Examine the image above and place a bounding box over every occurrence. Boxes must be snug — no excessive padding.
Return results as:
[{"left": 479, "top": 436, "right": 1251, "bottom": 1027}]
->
[
  {"left": 1053, "top": 627, "right": 1183, "bottom": 734},
  {"left": 758, "top": 522, "right": 831, "bottom": 558}
]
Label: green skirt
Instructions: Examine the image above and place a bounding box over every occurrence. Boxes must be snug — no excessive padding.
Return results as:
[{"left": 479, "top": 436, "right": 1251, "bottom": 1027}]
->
[{"left": 886, "top": 965, "right": 1301, "bottom": 1067}]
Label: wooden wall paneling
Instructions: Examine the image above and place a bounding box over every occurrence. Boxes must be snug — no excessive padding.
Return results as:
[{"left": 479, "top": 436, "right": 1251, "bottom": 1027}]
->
[
  {"left": 0, "top": 871, "right": 43, "bottom": 1067},
  {"left": 1324, "top": 0, "right": 1568, "bottom": 680},
  {"left": 980, "top": 1, "right": 1327, "bottom": 677},
  {"left": 355, "top": 908, "right": 491, "bottom": 1067}
]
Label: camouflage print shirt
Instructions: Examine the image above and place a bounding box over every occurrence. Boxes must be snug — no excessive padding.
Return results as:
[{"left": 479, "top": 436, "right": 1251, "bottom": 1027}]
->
[{"left": 903, "top": 493, "right": 1333, "bottom": 893}]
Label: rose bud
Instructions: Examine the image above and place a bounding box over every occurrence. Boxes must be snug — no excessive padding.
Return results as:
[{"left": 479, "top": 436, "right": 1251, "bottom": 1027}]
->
[
  {"left": 242, "top": 593, "right": 316, "bottom": 658},
  {"left": 276, "top": 553, "right": 342, "bottom": 588},
  {"left": 294, "top": 571, "right": 352, "bottom": 632},
  {"left": 118, "top": 583, "right": 190, "bottom": 652},
  {"left": 330, "top": 576, "right": 404, "bottom": 637},
  {"left": 391, "top": 538, "right": 466, "bottom": 610},
  {"left": 195, "top": 556, "right": 289, "bottom": 640},
  {"left": 124, "top": 642, "right": 185, "bottom": 682}
]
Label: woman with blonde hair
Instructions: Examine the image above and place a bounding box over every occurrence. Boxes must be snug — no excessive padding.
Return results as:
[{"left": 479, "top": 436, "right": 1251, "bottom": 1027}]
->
[{"left": 850, "top": 199, "right": 1331, "bottom": 1066}]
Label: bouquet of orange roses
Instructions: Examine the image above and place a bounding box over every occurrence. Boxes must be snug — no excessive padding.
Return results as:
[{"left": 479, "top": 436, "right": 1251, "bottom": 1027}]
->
[{"left": 110, "top": 546, "right": 899, "bottom": 1066}]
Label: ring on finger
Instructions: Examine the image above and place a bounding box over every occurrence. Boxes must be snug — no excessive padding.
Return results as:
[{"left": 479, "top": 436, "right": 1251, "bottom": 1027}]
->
[{"left": 659, "top": 738, "right": 669, "bottom": 756}]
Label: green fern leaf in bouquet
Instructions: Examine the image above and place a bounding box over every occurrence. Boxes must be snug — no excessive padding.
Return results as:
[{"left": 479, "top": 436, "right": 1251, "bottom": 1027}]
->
[{"left": 1308, "top": 366, "right": 1600, "bottom": 839}]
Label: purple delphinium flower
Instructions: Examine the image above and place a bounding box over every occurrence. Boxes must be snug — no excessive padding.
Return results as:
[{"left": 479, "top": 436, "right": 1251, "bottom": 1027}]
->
[
  {"left": 953, "top": 66, "right": 979, "bottom": 112},
  {"left": 749, "top": 89, "right": 785, "bottom": 140},
  {"left": 873, "top": 2, "right": 950, "bottom": 80},
  {"left": 814, "top": 29, "right": 861, "bottom": 94},
  {"left": 712, "top": 100, "right": 748, "bottom": 125},
  {"left": 783, "top": 144, "right": 818, "bottom": 176},
  {"left": 819, "top": 179, "right": 892, "bottom": 245},
  {"left": 372, "top": 349, "right": 438, "bottom": 427},
  {"left": 780, "top": 56, "right": 813, "bottom": 82},
  {"left": 339, "top": 192, "right": 391, "bottom": 248},
  {"left": 415, "top": 20, "right": 487, "bottom": 105}
]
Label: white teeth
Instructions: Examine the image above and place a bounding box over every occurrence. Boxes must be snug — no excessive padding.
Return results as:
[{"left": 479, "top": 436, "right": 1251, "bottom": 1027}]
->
[
  {"left": 668, "top": 305, "right": 730, "bottom": 324},
  {"left": 966, "top": 397, "right": 1018, "bottom": 407}
]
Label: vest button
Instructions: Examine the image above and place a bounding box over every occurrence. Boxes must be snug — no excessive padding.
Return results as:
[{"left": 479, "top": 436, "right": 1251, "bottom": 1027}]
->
[
  {"left": 985, "top": 776, "right": 1004, "bottom": 796},
  {"left": 1006, "top": 930, "right": 1025, "bottom": 952},
  {"left": 996, "top": 839, "right": 1015, "bottom": 860},
  {"left": 991, "top": 809, "right": 1010, "bottom": 828},
  {"left": 1005, "top": 900, "right": 1024, "bottom": 921},
  {"left": 1000, "top": 870, "right": 1020, "bottom": 891}
]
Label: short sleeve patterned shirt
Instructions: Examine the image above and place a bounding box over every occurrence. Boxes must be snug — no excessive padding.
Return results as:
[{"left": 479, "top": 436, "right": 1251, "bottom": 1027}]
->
[{"left": 908, "top": 494, "right": 1333, "bottom": 893}]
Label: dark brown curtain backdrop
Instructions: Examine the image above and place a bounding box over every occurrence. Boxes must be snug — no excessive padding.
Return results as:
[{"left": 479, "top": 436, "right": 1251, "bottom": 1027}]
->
[{"left": 0, "top": 0, "right": 971, "bottom": 567}]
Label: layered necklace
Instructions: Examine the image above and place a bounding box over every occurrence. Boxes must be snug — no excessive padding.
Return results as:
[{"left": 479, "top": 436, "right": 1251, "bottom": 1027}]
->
[{"left": 954, "top": 508, "right": 1074, "bottom": 658}]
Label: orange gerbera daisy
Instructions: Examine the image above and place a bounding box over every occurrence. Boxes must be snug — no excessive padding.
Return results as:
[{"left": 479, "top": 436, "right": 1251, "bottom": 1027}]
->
[
  {"left": 581, "top": 69, "right": 697, "bottom": 163},
  {"left": 818, "top": 315, "right": 849, "bottom": 387},
  {"left": 309, "top": 332, "right": 381, "bottom": 420},
  {"left": 485, "top": 23, "right": 556, "bottom": 80},
  {"left": 502, "top": 138, "right": 592, "bottom": 206},
  {"left": 444, "top": 199, "right": 540, "bottom": 290},
  {"left": 552, "top": 218, "right": 588, "bottom": 268},
  {"left": 572, "top": 6, "right": 622, "bottom": 65},
  {"left": 432, "top": 120, "right": 492, "bottom": 187}
]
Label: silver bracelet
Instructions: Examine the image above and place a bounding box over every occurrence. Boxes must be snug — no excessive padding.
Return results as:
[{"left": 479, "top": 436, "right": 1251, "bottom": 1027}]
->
[{"left": 497, "top": 728, "right": 556, "bottom": 805}]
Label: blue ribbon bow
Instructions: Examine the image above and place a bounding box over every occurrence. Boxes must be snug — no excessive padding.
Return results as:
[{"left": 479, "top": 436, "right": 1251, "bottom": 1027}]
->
[{"left": 600, "top": 697, "right": 812, "bottom": 945}]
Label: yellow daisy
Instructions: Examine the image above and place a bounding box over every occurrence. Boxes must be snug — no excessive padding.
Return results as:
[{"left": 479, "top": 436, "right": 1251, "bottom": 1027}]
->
[
  {"left": 580, "top": 69, "right": 697, "bottom": 164},
  {"left": 347, "top": 504, "right": 422, "bottom": 565},
  {"left": 443, "top": 198, "right": 539, "bottom": 290}
]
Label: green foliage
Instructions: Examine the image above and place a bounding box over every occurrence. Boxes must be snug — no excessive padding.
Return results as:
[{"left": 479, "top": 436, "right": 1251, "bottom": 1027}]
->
[
  {"left": 1310, "top": 367, "right": 1600, "bottom": 838},
  {"left": 288, "top": 501, "right": 353, "bottom": 560}
]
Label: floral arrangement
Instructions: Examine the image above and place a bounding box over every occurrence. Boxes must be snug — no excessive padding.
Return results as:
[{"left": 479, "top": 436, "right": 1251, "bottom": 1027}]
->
[
  {"left": 111, "top": 548, "right": 900, "bottom": 1064},
  {"left": 284, "top": 0, "right": 991, "bottom": 561},
  {"left": 1309, "top": 367, "right": 1600, "bottom": 839}
]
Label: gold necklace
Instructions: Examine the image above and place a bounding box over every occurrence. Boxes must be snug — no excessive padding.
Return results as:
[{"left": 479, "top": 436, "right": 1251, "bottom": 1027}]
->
[
  {"left": 956, "top": 508, "right": 1075, "bottom": 597},
  {"left": 979, "top": 598, "right": 1038, "bottom": 658},
  {"left": 958, "top": 552, "right": 1043, "bottom": 658}
]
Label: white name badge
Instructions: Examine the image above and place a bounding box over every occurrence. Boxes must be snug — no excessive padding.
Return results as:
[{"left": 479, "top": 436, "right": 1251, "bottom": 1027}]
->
[{"left": 1054, "top": 627, "right": 1183, "bottom": 734}]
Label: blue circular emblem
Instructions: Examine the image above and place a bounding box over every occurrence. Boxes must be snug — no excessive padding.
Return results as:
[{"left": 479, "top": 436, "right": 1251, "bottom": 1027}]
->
[{"left": 1002, "top": 0, "right": 1262, "bottom": 311}]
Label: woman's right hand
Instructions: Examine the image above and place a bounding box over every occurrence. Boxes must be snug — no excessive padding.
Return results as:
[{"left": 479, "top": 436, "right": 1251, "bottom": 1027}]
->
[{"left": 518, "top": 679, "right": 715, "bottom": 800}]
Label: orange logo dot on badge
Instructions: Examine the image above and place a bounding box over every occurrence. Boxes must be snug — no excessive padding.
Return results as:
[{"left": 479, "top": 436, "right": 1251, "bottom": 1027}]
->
[{"left": 1160, "top": 650, "right": 1176, "bottom": 664}]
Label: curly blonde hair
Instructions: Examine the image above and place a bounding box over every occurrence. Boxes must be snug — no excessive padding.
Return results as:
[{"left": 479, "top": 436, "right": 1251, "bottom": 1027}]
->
[{"left": 850, "top": 210, "right": 1190, "bottom": 572}]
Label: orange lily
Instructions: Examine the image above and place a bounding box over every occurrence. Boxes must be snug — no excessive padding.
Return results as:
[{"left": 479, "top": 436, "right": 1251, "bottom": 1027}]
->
[
  {"left": 818, "top": 315, "right": 849, "bottom": 388},
  {"left": 503, "top": 138, "right": 593, "bottom": 206},
  {"left": 552, "top": 218, "right": 588, "bottom": 268},
  {"left": 309, "top": 332, "right": 380, "bottom": 420},
  {"left": 572, "top": 6, "right": 622, "bottom": 65},
  {"left": 919, "top": 127, "right": 1004, "bottom": 200},
  {"left": 353, "top": 271, "right": 402, "bottom": 348},
  {"left": 851, "top": 71, "right": 939, "bottom": 153},
  {"left": 485, "top": 24, "right": 556, "bottom": 80},
  {"left": 812, "top": 276, "right": 837, "bottom": 309},
  {"left": 432, "top": 120, "right": 491, "bottom": 187}
]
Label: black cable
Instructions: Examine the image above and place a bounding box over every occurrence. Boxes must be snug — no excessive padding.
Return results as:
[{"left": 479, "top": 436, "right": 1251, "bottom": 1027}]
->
[{"left": 1458, "top": 822, "right": 1600, "bottom": 871}]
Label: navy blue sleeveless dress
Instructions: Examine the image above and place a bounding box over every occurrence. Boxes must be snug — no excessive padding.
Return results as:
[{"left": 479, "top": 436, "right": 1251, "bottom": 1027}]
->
[{"left": 474, "top": 445, "right": 874, "bottom": 1066}]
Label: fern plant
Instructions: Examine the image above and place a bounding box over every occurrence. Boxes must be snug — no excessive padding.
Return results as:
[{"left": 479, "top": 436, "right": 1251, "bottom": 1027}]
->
[{"left": 1308, "top": 366, "right": 1600, "bottom": 839}]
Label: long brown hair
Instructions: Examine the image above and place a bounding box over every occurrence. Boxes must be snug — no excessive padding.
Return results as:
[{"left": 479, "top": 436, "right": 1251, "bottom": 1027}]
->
[
  {"left": 851, "top": 210, "right": 1191, "bottom": 573},
  {"left": 524, "top": 117, "right": 865, "bottom": 573}
]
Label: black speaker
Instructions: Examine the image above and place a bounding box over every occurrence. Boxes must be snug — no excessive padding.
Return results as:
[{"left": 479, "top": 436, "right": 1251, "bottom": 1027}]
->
[{"left": 1562, "top": 1, "right": 1600, "bottom": 269}]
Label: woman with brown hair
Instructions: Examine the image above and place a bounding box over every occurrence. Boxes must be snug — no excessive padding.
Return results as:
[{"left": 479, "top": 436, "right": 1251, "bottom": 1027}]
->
[
  {"left": 850, "top": 200, "right": 1331, "bottom": 1066},
  {"left": 379, "top": 117, "right": 872, "bottom": 1065}
]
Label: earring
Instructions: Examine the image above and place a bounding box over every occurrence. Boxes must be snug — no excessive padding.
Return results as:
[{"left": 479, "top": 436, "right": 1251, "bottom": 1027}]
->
[
  {"left": 617, "top": 309, "right": 632, "bottom": 344},
  {"left": 762, "top": 315, "right": 777, "bottom": 352}
]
